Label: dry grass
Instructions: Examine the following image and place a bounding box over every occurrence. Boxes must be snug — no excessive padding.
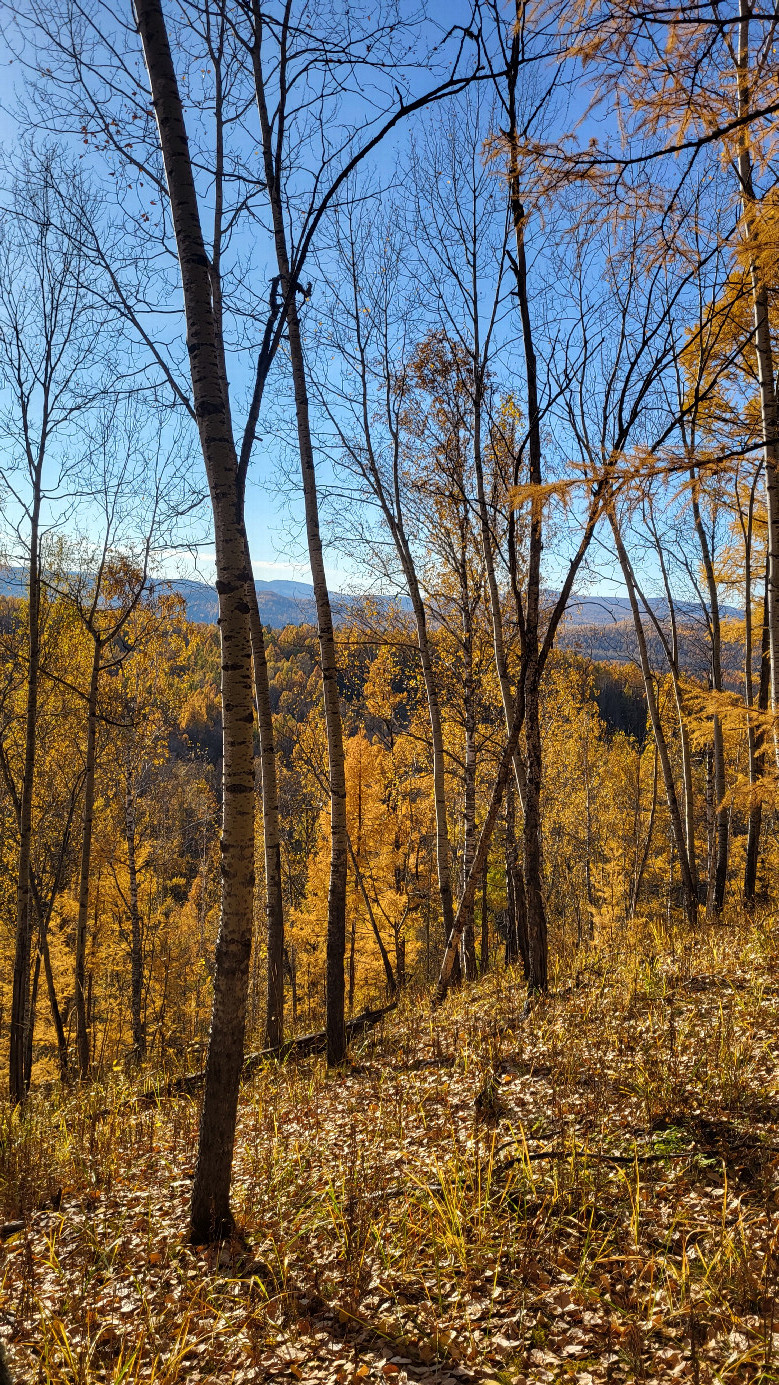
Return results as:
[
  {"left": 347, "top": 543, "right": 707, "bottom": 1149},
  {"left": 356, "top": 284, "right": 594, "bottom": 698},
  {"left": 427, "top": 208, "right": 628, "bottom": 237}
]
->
[{"left": 2, "top": 912, "right": 779, "bottom": 1384}]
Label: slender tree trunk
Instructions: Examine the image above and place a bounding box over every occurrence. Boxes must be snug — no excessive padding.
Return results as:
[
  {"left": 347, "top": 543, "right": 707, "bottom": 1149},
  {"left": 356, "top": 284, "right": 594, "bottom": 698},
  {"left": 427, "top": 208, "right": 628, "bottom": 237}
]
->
[
  {"left": 284, "top": 295, "right": 348, "bottom": 1065},
  {"left": 41, "top": 923, "right": 68, "bottom": 1079},
  {"left": 75, "top": 640, "right": 100, "bottom": 1079},
  {"left": 736, "top": 1, "right": 779, "bottom": 765},
  {"left": 690, "top": 477, "right": 728, "bottom": 915},
  {"left": 610, "top": 517, "right": 698, "bottom": 925},
  {"left": 479, "top": 859, "right": 489, "bottom": 976},
  {"left": 523, "top": 673, "right": 547, "bottom": 990},
  {"left": 435, "top": 685, "right": 526, "bottom": 1003},
  {"left": 250, "top": 31, "right": 348, "bottom": 1064},
  {"left": 10, "top": 519, "right": 42, "bottom": 1103},
  {"left": 461, "top": 611, "right": 478, "bottom": 980},
  {"left": 246, "top": 580, "right": 284, "bottom": 1049},
  {"left": 507, "top": 24, "right": 549, "bottom": 990},
  {"left": 705, "top": 743, "right": 715, "bottom": 909},
  {"left": 347, "top": 835, "right": 397, "bottom": 994},
  {"left": 125, "top": 779, "right": 145, "bottom": 1060},
  {"left": 745, "top": 576, "right": 770, "bottom": 901},
  {"left": 403, "top": 580, "right": 458, "bottom": 972},
  {"left": 678, "top": 716, "right": 698, "bottom": 894},
  {"left": 24, "top": 947, "right": 41, "bottom": 1092},
  {"left": 135, "top": 0, "right": 257, "bottom": 1242},
  {"left": 630, "top": 741, "right": 659, "bottom": 917}
]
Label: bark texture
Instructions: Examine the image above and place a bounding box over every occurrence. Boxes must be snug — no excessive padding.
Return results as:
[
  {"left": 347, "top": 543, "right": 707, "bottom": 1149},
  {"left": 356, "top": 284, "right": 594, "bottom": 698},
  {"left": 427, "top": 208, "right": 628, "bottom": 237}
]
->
[{"left": 135, "top": 0, "right": 257, "bottom": 1243}]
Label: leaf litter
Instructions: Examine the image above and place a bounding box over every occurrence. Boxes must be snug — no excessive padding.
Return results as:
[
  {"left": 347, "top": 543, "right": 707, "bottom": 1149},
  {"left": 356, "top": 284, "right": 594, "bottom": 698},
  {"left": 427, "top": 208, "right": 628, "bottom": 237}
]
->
[{"left": 2, "top": 915, "right": 779, "bottom": 1383}]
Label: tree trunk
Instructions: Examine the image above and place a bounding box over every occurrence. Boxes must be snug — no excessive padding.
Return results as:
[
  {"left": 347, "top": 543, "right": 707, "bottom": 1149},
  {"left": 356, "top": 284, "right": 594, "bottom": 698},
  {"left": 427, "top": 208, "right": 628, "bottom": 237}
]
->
[
  {"left": 736, "top": 0, "right": 779, "bottom": 766},
  {"left": 246, "top": 580, "right": 284, "bottom": 1050},
  {"left": 347, "top": 835, "right": 397, "bottom": 995},
  {"left": 284, "top": 294, "right": 349, "bottom": 1066},
  {"left": 690, "top": 475, "right": 728, "bottom": 915},
  {"left": 507, "top": 29, "right": 549, "bottom": 991},
  {"left": 250, "top": 30, "right": 348, "bottom": 1065},
  {"left": 135, "top": 0, "right": 257, "bottom": 1243},
  {"left": 479, "top": 859, "right": 489, "bottom": 976},
  {"left": 461, "top": 608, "right": 478, "bottom": 980},
  {"left": 125, "top": 778, "right": 145, "bottom": 1060},
  {"left": 745, "top": 577, "right": 770, "bottom": 901},
  {"left": 75, "top": 639, "right": 100, "bottom": 1079},
  {"left": 24, "top": 947, "right": 41, "bottom": 1093},
  {"left": 523, "top": 672, "right": 547, "bottom": 990},
  {"left": 610, "top": 517, "right": 699, "bottom": 926},
  {"left": 630, "top": 741, "right": 659, "bottom": 917},
  {"left": 435, "top": 685, "right": 526, "bottom": 1003},
  {"left": 9, "top": 519, "right": 42, "bottom": 1104},
  {"left": 41, "top": 922, "right": 68, "bottom": 1079}
]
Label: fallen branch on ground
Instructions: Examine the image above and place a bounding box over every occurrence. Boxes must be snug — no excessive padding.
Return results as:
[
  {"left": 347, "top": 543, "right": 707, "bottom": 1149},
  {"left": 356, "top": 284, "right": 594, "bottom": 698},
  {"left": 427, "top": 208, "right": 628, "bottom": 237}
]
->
[{"left": 165, "top": 1001, "right": 398, "bottom": 1096}]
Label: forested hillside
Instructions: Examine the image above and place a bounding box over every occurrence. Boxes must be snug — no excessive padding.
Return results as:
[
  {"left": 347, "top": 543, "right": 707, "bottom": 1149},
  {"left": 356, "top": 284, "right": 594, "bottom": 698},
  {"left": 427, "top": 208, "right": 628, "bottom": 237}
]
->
[{"left": 1, "top": 0, "right": 779, "bottom": 1378}]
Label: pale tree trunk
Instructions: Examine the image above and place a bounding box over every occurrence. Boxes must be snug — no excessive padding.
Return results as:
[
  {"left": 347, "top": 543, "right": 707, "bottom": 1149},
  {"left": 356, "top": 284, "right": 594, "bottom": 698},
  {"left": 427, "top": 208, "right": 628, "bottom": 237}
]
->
[
  {"left": 736, "top": 0, "right": 779, "bottom": 766},
  {"left": 124, "top": 778, "right": 145, "bottom": 1060},
  {"left": 135, "top": 0, "right": 257, "bottom": 1243},
  {"left": 204, "top": 49, "right": 285, "bottom": 1054},
  {"left": 75, "top": 638, "right": 100, "bottom": 1078},
  {"left": 9, "top": 518, "right": 42, "bottom": 1103}
]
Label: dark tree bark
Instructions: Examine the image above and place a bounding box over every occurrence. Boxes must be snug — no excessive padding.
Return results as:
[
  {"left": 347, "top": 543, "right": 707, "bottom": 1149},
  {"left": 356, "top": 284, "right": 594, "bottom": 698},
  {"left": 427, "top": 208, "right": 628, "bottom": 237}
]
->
[{"left": 250, "top": 17, "right": 348, "bottom": 1065}]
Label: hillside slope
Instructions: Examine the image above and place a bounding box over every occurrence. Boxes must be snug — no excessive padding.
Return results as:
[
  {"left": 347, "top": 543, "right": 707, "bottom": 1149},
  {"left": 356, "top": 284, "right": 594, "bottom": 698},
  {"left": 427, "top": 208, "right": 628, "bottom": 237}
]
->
[{"left": 1, "top": 916, "right": 777, "bottom": 1384}]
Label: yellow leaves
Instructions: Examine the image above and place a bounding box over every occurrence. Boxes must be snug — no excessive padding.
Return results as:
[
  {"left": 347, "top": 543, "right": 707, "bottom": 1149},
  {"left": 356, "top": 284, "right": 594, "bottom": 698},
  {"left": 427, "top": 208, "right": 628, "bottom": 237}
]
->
[{"left": 509, "top": 478, "right": 576, "bottom": 515}]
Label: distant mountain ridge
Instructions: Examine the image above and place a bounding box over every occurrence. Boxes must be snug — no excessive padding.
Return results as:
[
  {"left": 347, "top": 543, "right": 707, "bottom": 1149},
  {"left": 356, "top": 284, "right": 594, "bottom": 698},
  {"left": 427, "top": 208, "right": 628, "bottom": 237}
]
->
[{"left": 0, "top": 570, "right": 742, "bottom": 632}]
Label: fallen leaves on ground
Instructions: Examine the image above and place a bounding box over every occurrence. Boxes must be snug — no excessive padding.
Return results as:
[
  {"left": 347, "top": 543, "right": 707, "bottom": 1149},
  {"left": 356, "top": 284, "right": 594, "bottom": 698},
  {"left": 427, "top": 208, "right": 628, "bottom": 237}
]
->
[{"left": 2, "top": 914, "right": 779, "bottom": 1383}]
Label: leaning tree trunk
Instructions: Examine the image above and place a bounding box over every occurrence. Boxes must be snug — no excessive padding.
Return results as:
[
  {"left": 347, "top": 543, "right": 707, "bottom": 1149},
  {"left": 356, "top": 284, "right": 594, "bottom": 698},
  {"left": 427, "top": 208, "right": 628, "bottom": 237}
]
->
[
  {"left": 74, "top": 638, "right": 100, "bottom": 1079},
  {"left": 9, "top": 516, "right": 42, "bottom": 1104},
  {"left": 136, "top": 0, "right": 257, "bottom": 1243}
]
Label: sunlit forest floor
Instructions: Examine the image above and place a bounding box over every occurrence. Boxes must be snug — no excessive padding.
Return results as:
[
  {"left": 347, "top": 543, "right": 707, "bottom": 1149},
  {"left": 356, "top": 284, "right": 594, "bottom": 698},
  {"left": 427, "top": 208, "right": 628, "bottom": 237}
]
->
[{"left": 2, "top": 915, "right": 779, "bottom": 1385}]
